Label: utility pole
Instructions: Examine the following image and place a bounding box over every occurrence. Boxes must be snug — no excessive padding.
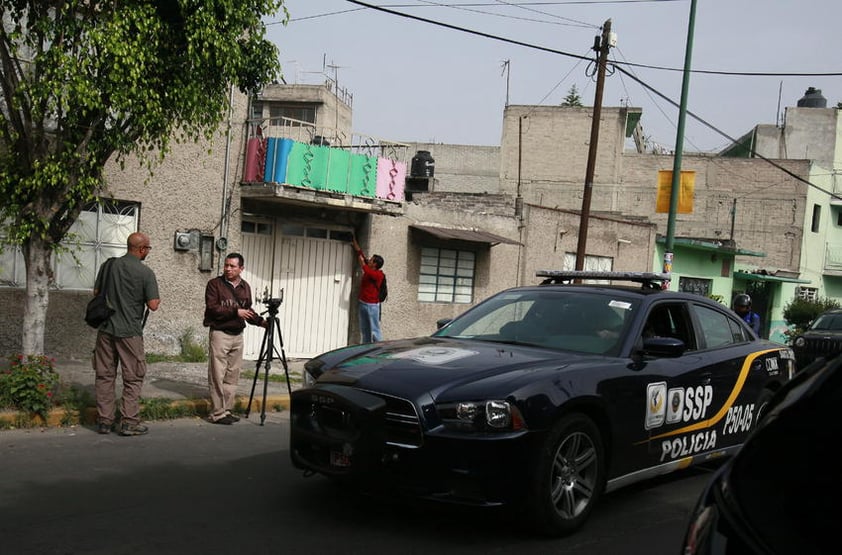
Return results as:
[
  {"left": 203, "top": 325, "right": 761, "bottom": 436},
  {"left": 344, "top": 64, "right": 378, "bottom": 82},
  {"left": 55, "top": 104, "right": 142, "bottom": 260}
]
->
[
  {"left": 575, "top": 19, "right": 613, "bottom": 271},
  {"left": 662, "top": 0, "right": 698, "bottom": 285}
]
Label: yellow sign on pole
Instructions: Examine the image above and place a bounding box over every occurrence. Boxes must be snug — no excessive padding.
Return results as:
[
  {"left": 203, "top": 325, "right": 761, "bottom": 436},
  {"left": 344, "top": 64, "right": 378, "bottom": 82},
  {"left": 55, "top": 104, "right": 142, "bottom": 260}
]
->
[{"left": 656, "top": 170, "right": 695, "bottom": 214}]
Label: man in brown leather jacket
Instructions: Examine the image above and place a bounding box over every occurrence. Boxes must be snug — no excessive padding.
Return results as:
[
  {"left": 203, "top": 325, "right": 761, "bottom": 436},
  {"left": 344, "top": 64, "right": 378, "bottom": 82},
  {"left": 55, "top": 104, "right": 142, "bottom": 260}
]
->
[{"left": 203, "top": 253, "right": 265, "bottom": 424}]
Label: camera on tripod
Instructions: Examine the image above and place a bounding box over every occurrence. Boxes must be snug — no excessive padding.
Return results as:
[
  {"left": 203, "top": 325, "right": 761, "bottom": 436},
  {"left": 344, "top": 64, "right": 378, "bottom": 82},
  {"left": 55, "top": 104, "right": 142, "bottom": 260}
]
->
[{"left": 259, "top": 288, "right": 283, "bottom": 312}]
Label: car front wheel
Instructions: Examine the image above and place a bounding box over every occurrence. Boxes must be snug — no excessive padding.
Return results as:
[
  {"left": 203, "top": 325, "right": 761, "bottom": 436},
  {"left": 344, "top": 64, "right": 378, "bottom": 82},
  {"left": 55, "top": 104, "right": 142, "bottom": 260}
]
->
[{"left": 526, "top": 413, "right": 606, "bottom": 537}]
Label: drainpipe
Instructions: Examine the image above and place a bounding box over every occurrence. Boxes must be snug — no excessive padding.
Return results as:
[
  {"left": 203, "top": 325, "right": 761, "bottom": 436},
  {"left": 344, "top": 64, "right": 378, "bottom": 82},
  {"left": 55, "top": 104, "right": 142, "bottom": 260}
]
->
[{"left": 217, "top": 84, "right": 236, "bottom": 274}]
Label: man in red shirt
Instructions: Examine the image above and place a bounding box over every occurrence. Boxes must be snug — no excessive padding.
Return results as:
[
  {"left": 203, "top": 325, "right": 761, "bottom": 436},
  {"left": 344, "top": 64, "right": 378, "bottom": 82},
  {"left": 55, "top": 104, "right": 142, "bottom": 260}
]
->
[{"left": 352, "top": 237, "right": 385, "bottom": 343}]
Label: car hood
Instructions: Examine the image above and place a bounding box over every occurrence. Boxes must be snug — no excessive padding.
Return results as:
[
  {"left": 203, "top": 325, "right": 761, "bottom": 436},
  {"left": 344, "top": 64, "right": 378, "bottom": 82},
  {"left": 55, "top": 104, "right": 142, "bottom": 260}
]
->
[
  {"left": 306, "top": 336, "right": 606, "bottom": 401},
  {"left": 801, "top": 328, "right": 842, "bottom": 337}
]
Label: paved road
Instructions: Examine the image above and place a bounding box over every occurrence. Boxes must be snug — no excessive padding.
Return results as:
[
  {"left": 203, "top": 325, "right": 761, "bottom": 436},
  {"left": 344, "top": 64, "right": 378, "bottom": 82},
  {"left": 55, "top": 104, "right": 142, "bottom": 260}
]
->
[{"left": 0, "top": 414, "right": 710, "bottom": 554}]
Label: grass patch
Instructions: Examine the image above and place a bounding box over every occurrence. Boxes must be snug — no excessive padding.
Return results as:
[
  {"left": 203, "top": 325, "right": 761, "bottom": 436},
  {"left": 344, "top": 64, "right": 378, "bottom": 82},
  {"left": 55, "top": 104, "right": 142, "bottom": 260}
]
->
[{"left": 139, "top": 398, "right": 200, "bottom": 420}]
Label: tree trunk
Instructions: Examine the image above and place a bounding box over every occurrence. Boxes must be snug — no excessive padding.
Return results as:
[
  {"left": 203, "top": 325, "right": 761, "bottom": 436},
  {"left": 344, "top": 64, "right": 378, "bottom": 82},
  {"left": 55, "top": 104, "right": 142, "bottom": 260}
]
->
[{"left": 21, "top": 236, "right": 52, "bottom": 355}]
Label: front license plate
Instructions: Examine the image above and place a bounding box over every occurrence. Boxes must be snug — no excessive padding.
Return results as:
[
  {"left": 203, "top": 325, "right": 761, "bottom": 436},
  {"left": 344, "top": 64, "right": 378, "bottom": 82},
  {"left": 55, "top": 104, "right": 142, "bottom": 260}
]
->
[{"left": 330, "top": 451, "right": 351, "bottom": 468}]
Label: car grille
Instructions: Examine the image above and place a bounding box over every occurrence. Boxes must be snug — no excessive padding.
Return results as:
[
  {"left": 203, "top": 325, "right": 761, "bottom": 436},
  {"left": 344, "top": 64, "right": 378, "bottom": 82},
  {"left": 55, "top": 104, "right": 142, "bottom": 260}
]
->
[
  {"left": 359, "top": 389, "right": 423, "bottom": 448},
  {"left": 803, "top": 336, "right": 842, "bottom": 357}
]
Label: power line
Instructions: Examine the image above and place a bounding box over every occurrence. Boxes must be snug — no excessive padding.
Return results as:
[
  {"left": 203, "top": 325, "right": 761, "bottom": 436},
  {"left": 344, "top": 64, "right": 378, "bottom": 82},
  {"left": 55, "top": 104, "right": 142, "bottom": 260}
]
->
[{"left": 339, "top": 1, "right": 842, "bottom": 76}]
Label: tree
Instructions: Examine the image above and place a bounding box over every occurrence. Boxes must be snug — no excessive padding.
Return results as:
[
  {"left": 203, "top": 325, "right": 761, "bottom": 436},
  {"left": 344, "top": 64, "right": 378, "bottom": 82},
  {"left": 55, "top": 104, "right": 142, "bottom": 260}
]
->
[
  {"left": 561, "top": 84, "right": 583, "bottom": 107},
  {"left": 0, "top": 1, "right": 287, "bottom": 355}
]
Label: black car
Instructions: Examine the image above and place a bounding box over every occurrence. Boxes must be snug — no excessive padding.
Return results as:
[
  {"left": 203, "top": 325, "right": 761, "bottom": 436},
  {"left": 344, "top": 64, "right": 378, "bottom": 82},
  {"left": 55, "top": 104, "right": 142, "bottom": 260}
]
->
[
  {"left": 681, "top": 355, "right": 841, "bottom": 554},
  {"left": 791, "top": 308, "right": 842, "bottom": 369},
  {"left": 290, "top": 271, "right": 795, "bottom": 536}
]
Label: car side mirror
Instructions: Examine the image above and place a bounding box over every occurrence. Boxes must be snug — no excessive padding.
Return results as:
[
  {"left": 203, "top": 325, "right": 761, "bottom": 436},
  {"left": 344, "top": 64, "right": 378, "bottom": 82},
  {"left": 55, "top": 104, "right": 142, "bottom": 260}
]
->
[
  {"left": 436, "top": 318, "right": 452, "bottom": 330},
  {"left": 640, "top": 336, "right": 686, "bottom": 358}
]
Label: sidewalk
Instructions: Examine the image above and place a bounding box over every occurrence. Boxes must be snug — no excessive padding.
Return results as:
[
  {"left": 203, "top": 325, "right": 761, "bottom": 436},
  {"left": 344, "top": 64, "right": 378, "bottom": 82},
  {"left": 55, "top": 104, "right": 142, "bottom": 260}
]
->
[{"left": 0, "top": 357, "right": 306, "bottom": 429}]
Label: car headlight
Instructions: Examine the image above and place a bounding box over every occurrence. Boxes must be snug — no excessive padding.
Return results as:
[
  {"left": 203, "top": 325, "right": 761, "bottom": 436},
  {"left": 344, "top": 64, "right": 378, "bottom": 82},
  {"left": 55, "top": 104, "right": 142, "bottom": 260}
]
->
[
  {"left": 794, "top": 337, "right": 805, "bottom": 348},
  {"left": 437, "top": 400, "right": 526, "bottom": 432}
]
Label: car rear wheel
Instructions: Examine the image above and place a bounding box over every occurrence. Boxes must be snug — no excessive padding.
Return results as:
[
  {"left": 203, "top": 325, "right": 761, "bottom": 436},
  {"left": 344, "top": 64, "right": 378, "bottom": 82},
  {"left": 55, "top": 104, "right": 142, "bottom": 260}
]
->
[{"left": 526, "top": 413, "right": 606, "bottom": 537}]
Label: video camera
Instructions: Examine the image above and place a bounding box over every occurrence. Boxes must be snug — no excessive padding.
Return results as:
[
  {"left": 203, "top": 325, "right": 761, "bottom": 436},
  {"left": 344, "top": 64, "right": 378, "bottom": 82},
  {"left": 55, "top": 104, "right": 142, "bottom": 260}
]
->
[{"left": 259, "top": 287, "right": 284, "bottom": 312}]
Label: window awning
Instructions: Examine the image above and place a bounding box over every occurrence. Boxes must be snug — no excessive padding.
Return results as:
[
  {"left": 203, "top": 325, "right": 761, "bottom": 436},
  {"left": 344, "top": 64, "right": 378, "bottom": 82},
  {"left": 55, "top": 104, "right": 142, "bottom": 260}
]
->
[
  {"left": 733, "top": 271, "right": 811, "bottom": 284},
  {"left": 410, "top": 225, "right": 520, "bottom": 246}
]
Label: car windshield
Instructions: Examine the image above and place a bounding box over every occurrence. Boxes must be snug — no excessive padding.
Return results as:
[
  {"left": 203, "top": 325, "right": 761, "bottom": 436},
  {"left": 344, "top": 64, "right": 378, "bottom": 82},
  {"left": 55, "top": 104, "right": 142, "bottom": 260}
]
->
[
  {"left": 808, "top": 313, "right": 842, "bottom": 331},
  {"left": 434, "top": 289, "right": 639, "bottom": 356}
]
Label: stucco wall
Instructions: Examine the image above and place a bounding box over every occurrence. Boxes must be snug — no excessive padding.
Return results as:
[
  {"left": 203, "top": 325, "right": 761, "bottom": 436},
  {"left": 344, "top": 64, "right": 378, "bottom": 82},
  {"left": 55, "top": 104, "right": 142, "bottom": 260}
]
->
[
  {"left": 0, "top": 92, "right": 252, "bottom": 359},
  {"left": 402, "top": 142, "right": 501, "bottom": 194},
  {"left": 362, "top": 193, "right": 520, "bottom": 340},
  {"left": 496, "top": 104, "right": 811, "bottom": 274}
]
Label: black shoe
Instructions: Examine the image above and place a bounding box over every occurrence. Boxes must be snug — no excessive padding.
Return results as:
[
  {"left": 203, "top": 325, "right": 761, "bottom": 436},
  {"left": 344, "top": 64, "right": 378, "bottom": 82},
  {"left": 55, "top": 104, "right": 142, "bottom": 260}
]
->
[
  {"left": 227, "top": 413, "right": 240, "bottom": 422},
  {"left": 97, "top": 423, "right": 111, "bottom": 435},
  {"left": 119, "top": 423, "right": 149, "bottom": 436},
  {"left": 212, "top": 415, "right": 236, "bottom": 425}
]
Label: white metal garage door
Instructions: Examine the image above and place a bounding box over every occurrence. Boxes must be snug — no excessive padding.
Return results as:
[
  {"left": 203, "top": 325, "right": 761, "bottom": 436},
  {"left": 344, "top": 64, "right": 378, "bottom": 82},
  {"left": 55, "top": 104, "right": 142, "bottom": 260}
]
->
[{"left": 240, "top": 219, "right": 354, "bottom": 360}]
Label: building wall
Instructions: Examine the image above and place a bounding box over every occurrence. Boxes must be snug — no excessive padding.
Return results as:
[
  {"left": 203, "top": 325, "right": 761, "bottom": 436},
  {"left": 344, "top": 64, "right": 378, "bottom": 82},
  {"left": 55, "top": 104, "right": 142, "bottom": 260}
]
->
[
  {"left": 257, "top": 83, "right": 353, "bottom": 144},
  {"left": 402, "top": 142, "right": 501, "bottom": 194},
  {"left": 499, "top": 105, "right": 632, "bottom": 203},
  {"left": 497, "top": 104, "right": 811, "bottom": 275},
  {"left": 366, "top": 193, "right": 520, "bottom": 339},
  {"left": 0, "top": 91, "right": 253, "bottom": 359}
]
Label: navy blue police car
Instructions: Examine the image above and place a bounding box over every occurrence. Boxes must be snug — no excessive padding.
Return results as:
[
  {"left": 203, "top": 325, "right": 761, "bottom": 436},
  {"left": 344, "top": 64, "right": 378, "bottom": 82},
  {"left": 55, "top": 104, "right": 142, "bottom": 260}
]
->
[{"left": 290, "top": 271, "right": 795, "bottom": 536}]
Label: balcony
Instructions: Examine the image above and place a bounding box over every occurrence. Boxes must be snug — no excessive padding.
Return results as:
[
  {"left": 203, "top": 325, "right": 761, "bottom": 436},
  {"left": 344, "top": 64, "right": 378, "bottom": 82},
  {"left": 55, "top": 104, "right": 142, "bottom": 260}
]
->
[{"left": 241, "top": 117, "right": 411, "bottom": 215}]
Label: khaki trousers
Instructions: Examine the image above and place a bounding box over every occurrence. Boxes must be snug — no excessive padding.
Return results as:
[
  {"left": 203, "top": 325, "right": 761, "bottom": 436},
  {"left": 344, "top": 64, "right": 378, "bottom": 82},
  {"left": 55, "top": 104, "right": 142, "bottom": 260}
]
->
[
  {"left": 93, "top": 333, "right": 146, "bottom": 426},
  {"left": 207, "top": 329, "right": 244, "bottom": 420}
]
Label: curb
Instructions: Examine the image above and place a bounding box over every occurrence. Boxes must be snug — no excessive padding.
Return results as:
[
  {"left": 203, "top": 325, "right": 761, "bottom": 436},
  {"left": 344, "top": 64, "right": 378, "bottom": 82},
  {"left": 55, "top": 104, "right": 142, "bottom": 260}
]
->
[{"left": 0, "top": 394, "right": 290, "bottom": 430}]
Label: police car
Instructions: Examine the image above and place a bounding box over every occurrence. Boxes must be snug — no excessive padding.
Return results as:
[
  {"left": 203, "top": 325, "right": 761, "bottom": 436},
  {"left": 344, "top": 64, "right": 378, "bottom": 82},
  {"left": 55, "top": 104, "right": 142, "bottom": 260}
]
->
[{"left": 290, "top": 271, "right": 795, "bottom": 536}]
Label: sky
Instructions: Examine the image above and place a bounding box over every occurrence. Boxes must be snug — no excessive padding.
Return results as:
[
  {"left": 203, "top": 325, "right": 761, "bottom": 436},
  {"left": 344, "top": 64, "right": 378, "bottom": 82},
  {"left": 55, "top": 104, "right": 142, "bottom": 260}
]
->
[{"left": 265, "top": 1, "right": 842, "bottom": 153}]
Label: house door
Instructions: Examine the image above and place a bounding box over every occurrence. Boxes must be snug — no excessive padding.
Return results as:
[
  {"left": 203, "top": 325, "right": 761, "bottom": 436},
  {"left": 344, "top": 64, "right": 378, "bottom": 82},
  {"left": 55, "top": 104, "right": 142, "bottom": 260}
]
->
[{"left": 241, "top": 219, "right": 354, "bottom": 360}]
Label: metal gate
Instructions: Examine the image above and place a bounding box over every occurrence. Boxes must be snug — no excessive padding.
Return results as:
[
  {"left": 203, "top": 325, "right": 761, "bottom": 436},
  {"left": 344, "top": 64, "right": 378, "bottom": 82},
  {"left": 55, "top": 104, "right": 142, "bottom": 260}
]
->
[{"left": 241, "top": 219, "right": 354, "bottom": 360}]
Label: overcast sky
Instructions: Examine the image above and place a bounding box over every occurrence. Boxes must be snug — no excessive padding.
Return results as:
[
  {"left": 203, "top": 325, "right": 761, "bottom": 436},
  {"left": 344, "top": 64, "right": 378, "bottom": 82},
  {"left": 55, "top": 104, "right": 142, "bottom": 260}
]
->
[{"left": 265, "top": 1, "right": 842, "bottom": 153}]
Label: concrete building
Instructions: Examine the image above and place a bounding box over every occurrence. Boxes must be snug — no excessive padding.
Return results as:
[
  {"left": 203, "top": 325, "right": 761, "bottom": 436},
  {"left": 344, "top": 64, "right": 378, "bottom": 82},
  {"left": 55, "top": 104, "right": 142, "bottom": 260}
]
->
[
  {"left": 4, "top": 81, "right": 835, "bottom": 359},
  {"left": 0, "top": 78, "right": 651, "bottom": 360}
]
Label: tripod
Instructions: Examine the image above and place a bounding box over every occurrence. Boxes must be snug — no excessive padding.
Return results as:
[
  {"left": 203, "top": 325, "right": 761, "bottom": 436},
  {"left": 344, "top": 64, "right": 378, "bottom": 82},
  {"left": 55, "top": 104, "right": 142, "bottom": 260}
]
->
[{"left": 246, "top": 299, "right": 292, "bottom": 425}]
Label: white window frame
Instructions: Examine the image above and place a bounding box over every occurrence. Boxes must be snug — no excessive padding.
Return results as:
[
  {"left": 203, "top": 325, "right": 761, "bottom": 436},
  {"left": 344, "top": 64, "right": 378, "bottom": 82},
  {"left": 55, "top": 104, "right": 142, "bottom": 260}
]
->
[
  {"left": 418, "top": 247, "right": 475, "bottom": 304},
  {"left": 0, "top": 202, "right": 138, "bottom": 290}
]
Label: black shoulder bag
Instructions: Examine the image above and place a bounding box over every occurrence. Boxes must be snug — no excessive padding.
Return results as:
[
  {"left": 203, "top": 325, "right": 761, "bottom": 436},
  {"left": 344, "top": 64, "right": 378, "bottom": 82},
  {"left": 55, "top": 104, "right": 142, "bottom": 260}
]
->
[{"left": 85, "top": 258, "right": 115, "bottom": 328}]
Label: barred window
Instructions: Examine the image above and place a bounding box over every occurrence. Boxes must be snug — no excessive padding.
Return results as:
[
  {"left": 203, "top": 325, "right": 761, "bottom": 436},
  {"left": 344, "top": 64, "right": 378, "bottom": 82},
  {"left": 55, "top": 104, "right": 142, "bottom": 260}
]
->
[
  {"left": 0, "top": 201, "right": 137, "bottom": 290},
  {"left": 678, "top": 277, "right": 712, "bottom": 297},
  {"left": 418, "top": 247, "right": 475, "bottom": 303},
  {"left": 797, "top": 286, "right": 818, "bottom": 302}
]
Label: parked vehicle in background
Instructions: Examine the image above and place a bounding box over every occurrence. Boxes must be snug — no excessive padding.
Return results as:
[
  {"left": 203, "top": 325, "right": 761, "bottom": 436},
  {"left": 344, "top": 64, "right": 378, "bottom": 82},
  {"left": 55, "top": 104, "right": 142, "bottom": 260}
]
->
[
  {"left": 290, "top": 271, "right": 796, "bottom": 537},
  {"left": 790, "top": 308, "right": 842, "bottom": 369},
  {"left": 682, "top": 355, "right": 841, "bottom": 554}
]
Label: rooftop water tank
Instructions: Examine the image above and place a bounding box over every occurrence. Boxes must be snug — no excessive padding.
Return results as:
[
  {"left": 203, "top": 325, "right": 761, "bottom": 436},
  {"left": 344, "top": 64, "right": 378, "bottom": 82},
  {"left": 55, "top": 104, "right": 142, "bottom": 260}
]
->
[
  {"left": 410, "top": 150, "right": 435, "bottom": 178},
  {"left": 797, "top": 87, "right": 827, "bottom": 108}
]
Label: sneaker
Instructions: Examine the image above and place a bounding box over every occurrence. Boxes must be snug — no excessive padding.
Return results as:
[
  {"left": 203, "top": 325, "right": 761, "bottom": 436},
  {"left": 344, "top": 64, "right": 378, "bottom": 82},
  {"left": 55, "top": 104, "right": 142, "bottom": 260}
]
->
[
  {"left": 97, "top": 423, "right": 112, "bottom": 435},
  {"left": 212, "top": 415, "right": 236, "bottom": 425},
  {"left": 227, "top": 413, "right": 240, "bottom": 422},
  {"left": 119, "top": 423, "right": 149, "bottom": 436}
]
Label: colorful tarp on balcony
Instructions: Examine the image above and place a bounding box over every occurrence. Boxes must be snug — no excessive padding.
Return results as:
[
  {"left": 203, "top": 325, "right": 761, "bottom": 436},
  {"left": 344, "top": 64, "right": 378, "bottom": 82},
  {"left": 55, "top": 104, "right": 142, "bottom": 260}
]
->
[{"left": 243, "top": 137, "right": 403, "bottom": 201}]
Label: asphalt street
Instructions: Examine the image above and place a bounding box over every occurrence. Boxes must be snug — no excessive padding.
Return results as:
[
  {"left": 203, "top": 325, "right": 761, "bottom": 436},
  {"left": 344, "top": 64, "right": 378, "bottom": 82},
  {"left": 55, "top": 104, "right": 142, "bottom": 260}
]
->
[{"left": 0, "top": 413, "right": 711, "bottom": 555}]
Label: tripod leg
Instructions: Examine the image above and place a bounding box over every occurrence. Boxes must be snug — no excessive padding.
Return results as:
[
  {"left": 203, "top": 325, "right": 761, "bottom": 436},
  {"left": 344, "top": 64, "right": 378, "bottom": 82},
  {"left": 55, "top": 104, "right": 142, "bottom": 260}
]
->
[
  {"left": 273, "top": 318, "right": 293, "bottom": 396},
  {"left": 246, "top": 320, "right": 272, "bottom": 419},
  {"left": 259, "top": 315, "right": 278, "bottom": 426}
]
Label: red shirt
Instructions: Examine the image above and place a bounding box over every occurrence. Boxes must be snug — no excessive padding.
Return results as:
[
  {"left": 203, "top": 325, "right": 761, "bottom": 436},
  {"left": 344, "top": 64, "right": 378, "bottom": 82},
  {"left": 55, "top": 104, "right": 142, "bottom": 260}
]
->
[{"left": 359, "top": 265, "right": 384, "bottom": 304}]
